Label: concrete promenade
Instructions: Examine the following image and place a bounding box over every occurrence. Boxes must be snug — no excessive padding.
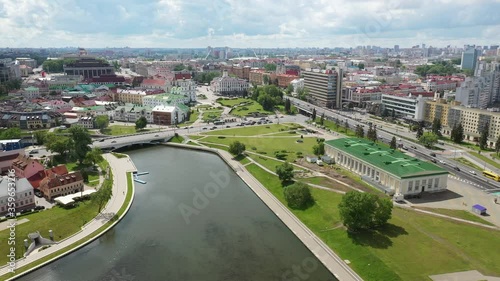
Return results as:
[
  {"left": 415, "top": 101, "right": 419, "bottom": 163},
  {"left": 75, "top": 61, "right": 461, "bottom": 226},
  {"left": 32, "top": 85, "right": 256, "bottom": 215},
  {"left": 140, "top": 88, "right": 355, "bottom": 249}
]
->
[
  {"left": 164, "top": 142, "right": 362, "bottom": 281},
  {"left": 0, "top": 154, "right": 136, "bottom": 280}
]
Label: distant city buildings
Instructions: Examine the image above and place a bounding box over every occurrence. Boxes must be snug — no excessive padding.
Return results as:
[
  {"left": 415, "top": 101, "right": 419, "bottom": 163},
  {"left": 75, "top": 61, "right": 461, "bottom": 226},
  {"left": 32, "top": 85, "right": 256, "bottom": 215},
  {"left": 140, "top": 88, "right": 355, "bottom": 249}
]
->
[{"left": 63, "top": 57, "right": 115, "bottom": 79}]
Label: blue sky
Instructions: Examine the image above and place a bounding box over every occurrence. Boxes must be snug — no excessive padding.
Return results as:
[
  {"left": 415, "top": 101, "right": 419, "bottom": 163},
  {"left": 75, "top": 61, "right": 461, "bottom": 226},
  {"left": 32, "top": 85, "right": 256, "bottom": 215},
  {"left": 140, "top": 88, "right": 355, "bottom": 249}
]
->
[{"left": 1, "top": 0, "right": 500, "bottom": 48}]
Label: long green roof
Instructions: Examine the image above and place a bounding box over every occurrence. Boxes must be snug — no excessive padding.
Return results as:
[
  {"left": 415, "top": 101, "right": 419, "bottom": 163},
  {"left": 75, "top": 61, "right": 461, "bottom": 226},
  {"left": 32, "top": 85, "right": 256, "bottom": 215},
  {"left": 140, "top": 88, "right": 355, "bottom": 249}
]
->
[{"left": 325, "top": 138, "right": 448, "bottom": 179}]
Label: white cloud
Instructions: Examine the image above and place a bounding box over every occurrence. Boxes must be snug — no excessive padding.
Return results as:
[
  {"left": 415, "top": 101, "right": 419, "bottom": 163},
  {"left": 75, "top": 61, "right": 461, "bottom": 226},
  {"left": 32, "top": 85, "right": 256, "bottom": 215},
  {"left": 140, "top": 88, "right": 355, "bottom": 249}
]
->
[{"left": 0, "top": 0, "right": 499, "bottom": 48}]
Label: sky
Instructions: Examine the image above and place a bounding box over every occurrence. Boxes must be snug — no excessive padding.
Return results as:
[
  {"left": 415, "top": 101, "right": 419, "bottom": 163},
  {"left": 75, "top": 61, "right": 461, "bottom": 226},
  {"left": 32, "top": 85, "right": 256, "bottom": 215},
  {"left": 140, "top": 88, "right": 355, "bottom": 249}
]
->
[{"left": 1, "top": 0, "right": 500, "bottom": 48}]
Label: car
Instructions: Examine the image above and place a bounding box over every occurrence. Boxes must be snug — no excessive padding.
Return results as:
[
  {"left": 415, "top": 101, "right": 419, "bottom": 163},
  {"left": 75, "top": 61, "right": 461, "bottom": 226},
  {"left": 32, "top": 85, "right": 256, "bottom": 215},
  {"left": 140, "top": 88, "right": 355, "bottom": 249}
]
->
[
  {"left": 267, "top": 120, "right": 273, "bottom": 123},
  {"left": 402, "top": 146, "right": 409, "bottom": 150},
  {"left": 34, "top": 206, "right": 45, "bottom": 211},
  {"left": 470, "top": 170, "right": 477, "bottom": 175},
  {"left": 34, "top": 191, "right": 43, "bottom": 198},
  {"left": 189, "top": 126, "right": 194, "bottom": 129},
  {"left": 155, "top": 134, "right": 159, "bottom": 137},
  {"left": 226, "top": 125, "right": 231, "bottom": 128},
  {"left": 431, "top": 159, "right": 437, "bottom": 163},
  {"left": 99, "top": 139, "right": 105, "bottom": 142},
  {"left": 236, "top": 124, "right": 242, "bottom": 127},
  {"left": 30, "top": 149, "right": 38, "bottom": 154},
  {"left": 454, "top": 166, "right": 461, "bottom": 171},
  {"left": 111, "top": 140, "right": 116, "bottom": 143},
  {"left": 430, "top": 153, "right": 436, "bottom": 157},
  {"left": 438, "top": 160, "right": 445, "bottom": 164},
  {"left": 202, "top": 127, "right": 207, "bottom": 130},
  {"left": 410, "top": 146, "right": 416, "bottom": 149}
]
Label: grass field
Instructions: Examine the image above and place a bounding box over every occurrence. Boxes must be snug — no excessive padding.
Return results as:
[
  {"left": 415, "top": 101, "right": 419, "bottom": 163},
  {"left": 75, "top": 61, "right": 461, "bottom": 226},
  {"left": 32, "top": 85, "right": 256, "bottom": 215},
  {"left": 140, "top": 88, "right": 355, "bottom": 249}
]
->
[
  {"left": 186, "top": 141, "right": 200, "bottom": 146},
  {"left": 218, "top": 98, "right": 274, "bottom": 117},
  {"left": 202, "top": 123, "right": 295, "bottom": 136},
  {"left": 453, "top": 157, "right": 483, "bottom": 171},
  {"left": 102, "top": 125, "right": 149, "bottom": 136},
  {"left": 202, "top": 110, "right": 223, "bottom": 121},
  {"left": 65, "top": 161, "right": 100, "bottom": 186},
  {"left": 201, "top": 135, "right": 317, "bottom": 161},
  {"left": 184, "top": 110, "right": 200, "bottom": 124},
  {"left": 247, "top": 153, "right": 284, "bottom": 172},
  {"left": 470, "top": 151, "right": 500, "bottom": 170},
  {"left": 168, "top": 135, "right": 185, "bottom": 143},
  {"left": 245, "top": 163, "right": 500, "bottom": 281},
  {"left": 299, "top": 176, "right": 353, "bottom": 193},
  {"left": 412, "top": 207, "right": 495, "bottom": 226}
]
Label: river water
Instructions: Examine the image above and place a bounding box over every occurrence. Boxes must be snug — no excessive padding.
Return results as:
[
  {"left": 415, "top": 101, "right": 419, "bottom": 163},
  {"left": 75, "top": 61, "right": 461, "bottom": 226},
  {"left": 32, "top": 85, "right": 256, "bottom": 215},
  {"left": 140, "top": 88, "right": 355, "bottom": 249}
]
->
[{"left": 18, "top": 146, "right": 336, "bottom": 281}]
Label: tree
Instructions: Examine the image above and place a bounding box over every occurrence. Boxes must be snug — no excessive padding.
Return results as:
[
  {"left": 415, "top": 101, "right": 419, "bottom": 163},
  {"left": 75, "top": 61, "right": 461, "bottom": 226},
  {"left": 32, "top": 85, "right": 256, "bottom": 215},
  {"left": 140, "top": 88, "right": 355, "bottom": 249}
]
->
[
  {"left": 311, "top": 108, "right": 316, "bottom": 122},
  {"left": 431, "top": 118, "right": 442, "bottom": 137},
  {"left": 391, "top": 109, "right": 396, "bottom": 118},
  {"left": 45, "top": 133, "right": 72, "bottom": 159},
  {"left": 451, "top": 123, "right": 464, "bottom": 143},
  {"left": 33, "top": 130, "right": 47, "bottom": 145},
  {"left": 228, "top": 140, "right": 246, "bottom": 156},
  {"left": 319, "top": 113, "right": 325, "bottom": 125},
  {"left": 0, "top": 127, "right": 21, "bottom": 140},
  {"left": 338, "top": 191, "right": 393, "bottom": 231},
  {"left": 479, "top": 123, "right": 490, "bottom": 150},
  {"left": 68, "top": 126, "right": 92, "bottom": 164},
  {"left": 367, "top": 125, "right": 378, "bottom": 142},
  {"left": 263, "top": 75, "right": 270, "bottom": 85},
  {"left": 257, "top": 93, "right": 276, "bottom": 111},
  {"left": 419, "top": 132, "right": 439, "bottom": 148},
  {"left": 112, "top": 61, "right": 120, "bottom": 71},
  {"left": 390, "top": 136, "right": 397, "bottom": 149},
  {"left": 284, "top": 98, "right": 291, "bottom": 114},
  {"left": 284, "top": 182, "right": 314, "bottom": 210},
  {"left": 84, "top": 147, "right": 104, "bottom": 167},
  {"left": 264, "top": 63, "right": 277, "bottom": 72},
  {"left": 355, "top": 125, "right": 364, "bottom": 138},
  {"left": 344, "top": 120, "right": 349, "bottom": 133},
  {"left": 358, "top": 63, "right": 365, "bottom": 70},
  {"left": 416, "top": 122, "right": 424, "bottom": 139},
  {"left": 276, "top": 161, "right": 294, "bottom": 185},
  {"left": 95, "top": 115, "right": 110, "bottom": 132},
  {"left": 312, "top": 142, "right": 325, "bottom": 156},
  {"left": 93, "top": 180, "right": 113, "bottom": 213},
  {"left": 381, "top": 108, "right": 389, "bottom": 118},
  {"left": 135, "top": 116, "right": 147, "bottom": 130},
  {"left": 286, "top": 84, "right": 293, "bottom": 95},
  {"left": 173, "top": 64, "right": 185, "bottom": 71}
]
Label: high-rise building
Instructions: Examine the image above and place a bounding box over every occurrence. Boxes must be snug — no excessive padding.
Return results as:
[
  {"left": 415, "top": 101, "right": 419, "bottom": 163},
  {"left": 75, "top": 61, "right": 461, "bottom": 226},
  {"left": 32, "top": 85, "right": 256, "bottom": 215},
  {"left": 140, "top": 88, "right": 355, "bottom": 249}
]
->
[
  {"left": 461, "top": 48, "right": 479, "bottom": 71},
  {"left": 394, "top": 45, "right": 400, "bottom": 53},
  {"left": 303, "top": 68, "right": 343, "bottom": 108}
]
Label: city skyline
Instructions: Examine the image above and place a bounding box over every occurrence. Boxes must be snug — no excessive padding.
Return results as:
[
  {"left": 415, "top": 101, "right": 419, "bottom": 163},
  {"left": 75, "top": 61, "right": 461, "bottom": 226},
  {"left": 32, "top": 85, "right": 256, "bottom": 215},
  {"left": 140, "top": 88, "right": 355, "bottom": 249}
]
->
[{"left": 1, "top": 0, "right": 500, "bottom": 48}]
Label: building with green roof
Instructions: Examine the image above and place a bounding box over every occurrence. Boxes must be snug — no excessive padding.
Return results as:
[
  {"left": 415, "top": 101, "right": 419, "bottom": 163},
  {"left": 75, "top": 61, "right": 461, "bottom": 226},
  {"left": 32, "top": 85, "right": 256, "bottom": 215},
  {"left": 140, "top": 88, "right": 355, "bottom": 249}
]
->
[{"left": 324, "top": 138, "right": 448, "bottom": 196}]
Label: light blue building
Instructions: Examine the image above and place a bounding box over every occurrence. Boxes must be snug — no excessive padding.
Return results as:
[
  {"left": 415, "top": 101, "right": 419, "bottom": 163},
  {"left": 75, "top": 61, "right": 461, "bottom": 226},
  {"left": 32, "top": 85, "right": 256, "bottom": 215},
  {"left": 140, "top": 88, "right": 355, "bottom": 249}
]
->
[{"left": 461, "top": 48, "right": 480, "bottom": 71}]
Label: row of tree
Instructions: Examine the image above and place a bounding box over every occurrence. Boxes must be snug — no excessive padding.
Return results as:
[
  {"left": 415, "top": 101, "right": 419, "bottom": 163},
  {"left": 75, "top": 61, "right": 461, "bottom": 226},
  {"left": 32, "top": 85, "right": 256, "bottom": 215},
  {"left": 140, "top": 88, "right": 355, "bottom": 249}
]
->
[
  {"left": 42, "top": 58, "right": 76, "bottom": 73},
  {"left": 250, "top": 85, "right": 284, "bottom": 111},
  {"left": 0, "top": 79, "right": 22, "bottom": 96}
]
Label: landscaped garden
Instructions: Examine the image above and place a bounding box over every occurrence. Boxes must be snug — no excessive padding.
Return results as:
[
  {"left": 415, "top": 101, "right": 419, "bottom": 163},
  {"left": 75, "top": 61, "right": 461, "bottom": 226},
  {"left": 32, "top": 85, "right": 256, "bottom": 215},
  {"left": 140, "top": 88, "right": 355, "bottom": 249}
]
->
[
  {"left": 201, "top": 123, "right": 297, "bottom": 136},
  {"left": 101, "top": 125, "right": 150, "bottom": 136},
  {"left": 218, "top": 97, "right": 274, "bottom": 117},
  {"left": 245, "top": 163, "right": 500, "bottom": 281}
]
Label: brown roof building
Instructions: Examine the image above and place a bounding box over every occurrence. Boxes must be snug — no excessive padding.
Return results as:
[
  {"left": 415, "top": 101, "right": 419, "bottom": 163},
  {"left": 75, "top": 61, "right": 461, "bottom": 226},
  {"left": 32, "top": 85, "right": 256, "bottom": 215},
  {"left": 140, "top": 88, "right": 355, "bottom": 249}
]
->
[{"left": 39, "top": 170, "right": 84, "bottom": 201}]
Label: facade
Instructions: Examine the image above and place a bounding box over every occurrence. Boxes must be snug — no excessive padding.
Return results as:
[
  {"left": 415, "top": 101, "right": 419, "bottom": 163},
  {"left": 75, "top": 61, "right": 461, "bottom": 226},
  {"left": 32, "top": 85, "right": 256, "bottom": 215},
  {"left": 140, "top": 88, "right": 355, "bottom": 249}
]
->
[
  {"left": 0, "top": 176, "right": 36, "bottom": 216},
  {"left": 16, "top": 58, "right": 37, "bottom": 68},
  {"left": 78, "top": 116, "right": 94, "bottom": 129},
  {"left": 22, "top": 86, "right": 40, "bottom": 99},
  {"left": 172, "top": 79, "right": 197, "bottom": 102},
  {"left": 64, "top": 58, "right": 115, "bottom": 79},
  {"left": 325, "top": 138, "right": 448, "bottom": 196},
  {"left": 461, "top": 48, "right": 479, "bottom": 71},
  {"left": 113, "top": 104, "right": 153, "bottom": 123},
  {"left": 424, "top": 100, "right": 500, "bottom": 147},
  {"left": 47, "top": 75, "right": 83, "bottom": 92},
  {"left": 277, "top": 74, "right": 300, "bottom": 88},
  {"left": 210, "top": 70, "right": 250, "bottom": 96},
  {"left": 303, "top": 69, "right": 343, "bottom": 108},
  {"left": 39, "top": 171, "right": 84, "bottom": 201},
  {"left": 114, "top": 89, "right": 163, "bottom": 105},
  {"left": 142, "top": 93, "right": 190, "bottom": 108},
  {"left": 290, "top": 78, "right": 304, "bottom": 94},
  {"left": 380, "top": 93, "right": 427, "bottom": 121},
  {"left": 0, "top": 149, "right": 24, "bottom": 174},
  {"left": 152, "top": 105, "right": 185, "bottom": 125}
]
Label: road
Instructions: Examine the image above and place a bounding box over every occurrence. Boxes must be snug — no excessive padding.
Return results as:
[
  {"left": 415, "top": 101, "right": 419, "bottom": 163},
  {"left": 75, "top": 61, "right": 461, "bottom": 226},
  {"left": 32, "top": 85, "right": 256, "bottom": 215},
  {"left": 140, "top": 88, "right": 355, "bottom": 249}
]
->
[{"left": 288, "top": 97, "right": 500, "bottom": 192}]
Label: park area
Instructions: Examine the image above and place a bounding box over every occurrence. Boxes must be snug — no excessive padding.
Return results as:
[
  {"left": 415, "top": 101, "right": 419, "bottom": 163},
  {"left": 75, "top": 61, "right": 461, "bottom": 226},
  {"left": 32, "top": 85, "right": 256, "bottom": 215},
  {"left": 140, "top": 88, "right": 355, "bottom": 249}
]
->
[
  {"left": 201, "top": 123, "right": 300, "bottom": 136},
  {"left": 101, "top": 125, "right": 150, "bottom": 136},
  {"left": 245, "top": 163, "right": 500, "bottom": 281},
  {"left": 218, "top": 98, "right": 274, "bottom": 117}
]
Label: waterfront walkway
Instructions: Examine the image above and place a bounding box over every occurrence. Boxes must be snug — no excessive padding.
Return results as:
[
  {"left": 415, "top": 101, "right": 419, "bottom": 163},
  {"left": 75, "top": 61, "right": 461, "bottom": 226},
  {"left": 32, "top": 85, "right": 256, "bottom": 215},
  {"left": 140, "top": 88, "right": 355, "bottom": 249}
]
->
[{"left": 0, "top": 154, "right": 136, "bottom": 279}]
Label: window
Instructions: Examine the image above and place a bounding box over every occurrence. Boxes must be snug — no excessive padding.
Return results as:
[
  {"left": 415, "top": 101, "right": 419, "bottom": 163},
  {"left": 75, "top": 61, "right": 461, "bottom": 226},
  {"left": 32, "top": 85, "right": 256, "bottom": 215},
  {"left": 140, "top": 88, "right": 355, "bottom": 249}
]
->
[
  {"left": 408, "top": 181, "right": 413, "bottom": 191},
  {"left": 427, "top": 179, "right": 433, "bottom": 189},
  {"left": 434, "top": 178, "right": 439, "bottom": 188},
  {"left": 422, "top": 180, "right": 426, "bottom": 188},
  {"left": 415, "top": 180, "right": 420, "bottom": 189}
]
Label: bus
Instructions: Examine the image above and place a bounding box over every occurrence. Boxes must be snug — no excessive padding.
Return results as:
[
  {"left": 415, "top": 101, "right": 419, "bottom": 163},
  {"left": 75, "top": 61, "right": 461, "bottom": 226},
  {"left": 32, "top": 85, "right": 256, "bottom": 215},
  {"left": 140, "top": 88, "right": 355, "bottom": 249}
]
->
[{"left": 482, "top": 170, "right": 500, "bottom": 181}]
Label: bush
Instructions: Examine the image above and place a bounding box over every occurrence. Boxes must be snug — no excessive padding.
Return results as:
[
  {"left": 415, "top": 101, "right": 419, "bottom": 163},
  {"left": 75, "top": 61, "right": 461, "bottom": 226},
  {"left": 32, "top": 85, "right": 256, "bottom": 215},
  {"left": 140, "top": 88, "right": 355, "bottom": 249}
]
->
[
  {"left": 338, "top": 191, "right": 393, "bottom": 231},
  {"left": 284, "top": 182, "right": 314, "bottom": 209},
  {"left": 251, "top": 146, "right": 257, "bottom": 150},
  {"left": 296, "top": 151, "right": 302, "bottom": 155},
  {"left": 218, "top": 136, "right": 226, "bottom": 139},
  {"left": 281, "top": 150, "right": 287, "bottom": 153},
  {"left": 257, "top": 151, "right": 267, "bottom": 154},
  {"left": 289, "top": 131, "right": 296, "bottom": 134}
]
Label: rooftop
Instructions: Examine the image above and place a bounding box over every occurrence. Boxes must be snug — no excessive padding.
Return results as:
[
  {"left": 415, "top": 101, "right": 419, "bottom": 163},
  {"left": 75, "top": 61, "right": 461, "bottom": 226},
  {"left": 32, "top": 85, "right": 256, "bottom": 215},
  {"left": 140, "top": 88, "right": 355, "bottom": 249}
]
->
[{"left": 325, "top": 138, "right": 448, "bottom": 179}]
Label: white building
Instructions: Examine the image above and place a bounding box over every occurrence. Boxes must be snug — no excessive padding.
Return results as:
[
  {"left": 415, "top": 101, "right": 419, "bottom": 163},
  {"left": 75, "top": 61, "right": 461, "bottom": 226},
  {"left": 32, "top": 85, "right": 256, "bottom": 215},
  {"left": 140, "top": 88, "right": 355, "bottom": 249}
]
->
[
  {"left": 0, "top": 176, "right": 36, "bottom": 216},
  {"left": 173, "top": 79, "right": 197, "bottom": 102},
  {"left": 290, "top": 78, "right": 304, "bottom": 95},
  {"left": 210, "top": 70, "right": 249, "bottom": 96},
  {"left": 455, "top": 76, "right": 490, "bottom": 108},
  {"left": 152, "top": 105, "right": 186, "bottom": 125},
  {"left": 381, "top": 93, "right": 427, "bottom": 121},
  {"left": 142, "top": 93, "right": 190, "bottom": 108},
  {"left": 22, "top": 86, "right": 40, "bottom": 99},
  {"left": 113, "top": 104, "right": 153, "bottom": 123},
  {"left": 325, "top": 138, "right": 448, "bottom": 197},
  {"left": 77, "top": 116, "right": 94, "bottom": 129}
]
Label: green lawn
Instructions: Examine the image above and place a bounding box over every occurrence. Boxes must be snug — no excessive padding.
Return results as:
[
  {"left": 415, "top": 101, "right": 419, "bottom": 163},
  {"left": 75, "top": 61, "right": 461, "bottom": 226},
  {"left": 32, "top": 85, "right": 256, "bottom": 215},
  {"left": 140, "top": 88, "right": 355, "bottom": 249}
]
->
[
  {"left": 200, "top": 136, "right": 317, "bottom": 161},
  {"left": 470, "top": 151, "right": 500, "bottom": 170},
  {"left": 102, "top": 125, "right": 149, "bottom": 136},
  {"left": 0, "top": 172, "right": 132, "bottom": 281},
  {"left": 234, "top": 154, "right": 251, "bottom": 165},
  {"left": 219, "top": 98, "right": 274, "bottom": 117},
  {"left": 412, "top": 207, "right": 495, "bottom": 226},
  {"left": 187, "top": 135, "right": 205, "bottom": 140},
  {"left": 312, "top": 118, "right": 357, "bottom": 137},
  {"left": 453, "top": 157, "right": 483, "bottom": 171},
  {"left": 299, "top": 176, "right": 353, "bottom": 193},
  {"left": 202, "top": 110, "right": 223, "bottom": 121},
  {"left": 184, "top": 110, "right": 200, "bottom": 124},
  {"left": 202, "top": 123, "right": 295, "bottom": 136},
  {"left": 111, "top": 152, "right": 128, "bottom": 159},
  {"left": 64, "top": 161, "right": 100, "bottom": 185},
  {"left": 247, "top": 153, "right": 284, "bottom": 172},
  {"left": 245, "top": 164, "right": 500, "bottom": 281},
  {"left": 168, "top": 135, "right": 185, "bottom": 143},
  {"left": 186, "top": 141, "right": 200, "bottom": 146}
]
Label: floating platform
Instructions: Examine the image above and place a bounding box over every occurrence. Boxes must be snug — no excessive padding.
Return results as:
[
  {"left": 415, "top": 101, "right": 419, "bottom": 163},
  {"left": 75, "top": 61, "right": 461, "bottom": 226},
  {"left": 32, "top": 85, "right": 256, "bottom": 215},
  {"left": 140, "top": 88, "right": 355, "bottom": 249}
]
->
[
  {"left": 134, "top": 178, "right": 146, "bottom": 184},
  {"left": 135, "top": 172, "right": 149, "bottom": 176},
  {"left": 133, "top": 171, "right": 148, "bottom": 184}
]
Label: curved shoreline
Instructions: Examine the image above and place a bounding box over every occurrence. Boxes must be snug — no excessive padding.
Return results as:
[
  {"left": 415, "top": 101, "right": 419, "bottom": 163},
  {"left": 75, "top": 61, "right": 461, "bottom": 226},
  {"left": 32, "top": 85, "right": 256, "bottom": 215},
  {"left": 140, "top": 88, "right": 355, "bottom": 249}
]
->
[{"left": 1, "top": 154, "right": 136, "bottom": 281}]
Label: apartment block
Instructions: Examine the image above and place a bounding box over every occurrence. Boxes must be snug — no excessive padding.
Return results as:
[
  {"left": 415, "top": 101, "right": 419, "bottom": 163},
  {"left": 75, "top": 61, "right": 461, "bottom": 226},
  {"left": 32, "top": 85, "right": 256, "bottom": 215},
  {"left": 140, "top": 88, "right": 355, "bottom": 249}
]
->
[{"left": 303, "top": 69, "right": 343, "bottom": 108}]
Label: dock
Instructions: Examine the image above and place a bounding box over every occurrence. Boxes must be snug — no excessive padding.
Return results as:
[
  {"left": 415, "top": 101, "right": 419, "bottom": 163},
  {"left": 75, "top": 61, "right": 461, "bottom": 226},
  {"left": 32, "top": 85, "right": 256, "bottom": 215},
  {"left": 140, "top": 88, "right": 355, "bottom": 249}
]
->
[{"left": 133, "top": 171, "right": 148, "bottom": 184}]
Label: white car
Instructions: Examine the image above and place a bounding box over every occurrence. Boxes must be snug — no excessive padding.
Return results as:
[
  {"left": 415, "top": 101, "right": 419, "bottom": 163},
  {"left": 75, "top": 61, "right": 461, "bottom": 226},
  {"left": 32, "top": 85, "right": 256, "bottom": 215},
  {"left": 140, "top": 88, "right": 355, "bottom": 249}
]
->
[
  {"left": 438, "top": 160, "right": 445, "bottom": 164},
  {"left": 470, "top": 170, "right": 477, "bottom": 175}
]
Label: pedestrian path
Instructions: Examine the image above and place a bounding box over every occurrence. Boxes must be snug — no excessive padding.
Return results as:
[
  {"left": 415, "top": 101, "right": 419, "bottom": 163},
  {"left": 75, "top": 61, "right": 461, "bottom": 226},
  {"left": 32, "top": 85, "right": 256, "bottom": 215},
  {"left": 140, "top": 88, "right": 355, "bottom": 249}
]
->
[{"left": 0, "top": 154, "right": 136, "bottom": 279}]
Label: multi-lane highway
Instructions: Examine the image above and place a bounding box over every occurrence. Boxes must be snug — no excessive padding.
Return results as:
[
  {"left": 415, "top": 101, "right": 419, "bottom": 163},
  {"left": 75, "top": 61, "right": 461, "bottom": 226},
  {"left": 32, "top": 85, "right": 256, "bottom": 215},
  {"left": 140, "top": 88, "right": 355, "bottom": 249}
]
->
[{"left": 288, "top": 97, "right": 500, "bottom": 192}]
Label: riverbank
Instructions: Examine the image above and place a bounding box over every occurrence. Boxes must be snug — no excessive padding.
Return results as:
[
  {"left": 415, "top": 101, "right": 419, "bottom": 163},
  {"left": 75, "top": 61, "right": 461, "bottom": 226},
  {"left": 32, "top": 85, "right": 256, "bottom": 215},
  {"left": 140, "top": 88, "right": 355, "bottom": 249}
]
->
[
  {"left": 163, "top": 142, "right": 362, "bottom": 281},
  {"left": 0, "top": 154, "right": 136, "bottom": 281}
]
